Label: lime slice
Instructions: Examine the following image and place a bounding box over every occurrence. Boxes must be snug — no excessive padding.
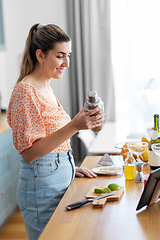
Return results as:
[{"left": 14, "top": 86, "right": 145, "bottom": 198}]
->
[
  {"left": 102, "top": 187, "right": 111, "bottom": 193},
  {"left": 94, "top": 188, "right": 106, "bottom": 193},
  {"left": 108, "top": 183, "right": 120, "bottom": 191}
]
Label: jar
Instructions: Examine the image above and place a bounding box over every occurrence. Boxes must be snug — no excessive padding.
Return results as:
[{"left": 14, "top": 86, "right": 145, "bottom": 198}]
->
[{"left": 124, "top": 152, "right": 136, "bottom": 180}]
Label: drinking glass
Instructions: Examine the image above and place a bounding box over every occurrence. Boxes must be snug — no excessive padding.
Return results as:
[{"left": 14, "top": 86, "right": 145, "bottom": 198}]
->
[{"left": 127, "top": 142, "right": 148, "bottom": 163}]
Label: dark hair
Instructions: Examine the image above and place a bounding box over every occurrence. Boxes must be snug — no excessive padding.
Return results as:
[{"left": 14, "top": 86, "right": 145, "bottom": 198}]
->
[{"left": 17, "top": 23, "right": 71, "bottom": 83}]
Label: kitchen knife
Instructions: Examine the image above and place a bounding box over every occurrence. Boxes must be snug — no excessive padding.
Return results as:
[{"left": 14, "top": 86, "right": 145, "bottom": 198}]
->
[{"left": 65, "top": 191, "right": 115, "bottom": 210}]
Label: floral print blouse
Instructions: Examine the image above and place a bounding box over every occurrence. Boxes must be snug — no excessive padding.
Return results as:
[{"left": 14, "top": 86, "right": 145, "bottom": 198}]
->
[{"left": 7, "top": 81, "right": 71, "bottom": 154}]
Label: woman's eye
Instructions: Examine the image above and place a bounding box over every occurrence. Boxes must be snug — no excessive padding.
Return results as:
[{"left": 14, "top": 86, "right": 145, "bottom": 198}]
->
[{"left": 57, "top": 56, "right": 63, "bottom": 59}]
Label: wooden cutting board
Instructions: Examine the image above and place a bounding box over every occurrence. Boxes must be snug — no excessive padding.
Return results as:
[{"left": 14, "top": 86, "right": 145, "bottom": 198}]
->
[{"left": 85, "top": 186, "right": 124, "bottom": 208}]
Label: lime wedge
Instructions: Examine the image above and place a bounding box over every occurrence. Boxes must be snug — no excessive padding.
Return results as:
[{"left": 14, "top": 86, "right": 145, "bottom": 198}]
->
[
  {"left": 108, "top": 183, "right": 120, "bottom": 191},
  {"left": 94, "top": 188, "right": 106, "bottom": 193},
  {"left": 102, "top": 187, "right": 111, "bottom": 193}
]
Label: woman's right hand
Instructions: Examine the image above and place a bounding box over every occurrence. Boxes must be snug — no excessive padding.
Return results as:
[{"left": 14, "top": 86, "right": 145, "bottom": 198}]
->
[{"left": 71, "top": 107, "right": 105, "bottom": 131}]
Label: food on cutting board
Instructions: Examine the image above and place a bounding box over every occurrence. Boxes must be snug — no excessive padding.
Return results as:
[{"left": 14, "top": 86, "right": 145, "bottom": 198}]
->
[
  {"left": 121, "top": 137, "right": 149, "bottom": 162},
  {"left": 94, "top": 188, "right": 106, "bottom": 193},
  {"left": 94, "top": 183, "right": 120, "bottom": 193},
  {"left": 102, "top": 187, "right": 111, "bottom": 193},
  {"left": 108, "top": 183, "right": 120, "bottom": 190}
]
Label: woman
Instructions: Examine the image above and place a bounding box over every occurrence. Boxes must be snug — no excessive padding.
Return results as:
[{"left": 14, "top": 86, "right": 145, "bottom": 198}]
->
[{"left": 7, "top": 23, "right": 104, "bottom": 240}]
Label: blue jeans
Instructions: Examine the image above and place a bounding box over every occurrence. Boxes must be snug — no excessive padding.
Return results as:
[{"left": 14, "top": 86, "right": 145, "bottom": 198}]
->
[{"left": 17, "top": 151, "right": 75, "bottom": 240}]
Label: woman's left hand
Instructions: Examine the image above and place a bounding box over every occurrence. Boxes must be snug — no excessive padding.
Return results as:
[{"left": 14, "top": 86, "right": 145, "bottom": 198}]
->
[{"left": 75, "top": 166, "right": 97, "bottom": 178}]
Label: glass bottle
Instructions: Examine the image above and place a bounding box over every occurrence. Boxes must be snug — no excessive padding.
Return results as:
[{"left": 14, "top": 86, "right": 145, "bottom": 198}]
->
[
  {"left": 149, "top": 114, "right": 160, "bottom": 149},
  {"left": 124, "top": 152, "right": 136, "bottom": 180},
  {"left": 149, "top": 114, "right": 160, "bottom": 169}
]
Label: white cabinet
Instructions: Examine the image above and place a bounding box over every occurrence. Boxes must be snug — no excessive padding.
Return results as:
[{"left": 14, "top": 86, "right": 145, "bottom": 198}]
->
[{"left": 0, "top": 129, "right": 21, "bottom": 227}]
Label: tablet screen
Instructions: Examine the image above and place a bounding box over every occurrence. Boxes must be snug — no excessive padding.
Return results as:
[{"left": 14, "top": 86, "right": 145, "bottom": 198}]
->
[{"left": 136, "top": 168, "right": 160, "bottom": 211}]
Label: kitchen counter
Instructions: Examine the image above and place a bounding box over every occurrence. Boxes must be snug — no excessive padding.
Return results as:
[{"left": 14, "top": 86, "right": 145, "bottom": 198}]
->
[
  {"left": 0, "top": 112, "right": 10, "bottom": 134},
  {"left": 39, "top": 156, "right": 159, "bottom": 240}
]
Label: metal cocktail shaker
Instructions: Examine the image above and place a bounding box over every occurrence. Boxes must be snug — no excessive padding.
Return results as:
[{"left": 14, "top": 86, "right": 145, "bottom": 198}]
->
[{"left": 84, "top": 91, "right": 104, "bottom": 132}]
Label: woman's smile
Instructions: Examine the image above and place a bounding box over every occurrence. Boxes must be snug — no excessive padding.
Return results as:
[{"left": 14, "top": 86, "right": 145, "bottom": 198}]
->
[{"left": 56, "top": 68, "right": 64, "bottom": 73}]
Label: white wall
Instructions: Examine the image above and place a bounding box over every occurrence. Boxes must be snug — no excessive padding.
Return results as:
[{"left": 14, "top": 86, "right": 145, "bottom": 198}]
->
[{"left": 0, "top": 0, "right": 71, "bottom": 115}]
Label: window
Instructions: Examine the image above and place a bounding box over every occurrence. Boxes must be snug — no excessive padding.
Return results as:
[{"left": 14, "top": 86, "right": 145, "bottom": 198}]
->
[
  {"left": 0, "top": 0, "right": 5, "bottom": 51},
  {"left": 111, "top": 0, "right": 160, "bottom": 137}
]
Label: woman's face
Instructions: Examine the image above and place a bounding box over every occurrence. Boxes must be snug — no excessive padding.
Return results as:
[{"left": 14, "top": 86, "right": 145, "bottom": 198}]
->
[{"left": 42, "top": 41, "right": 71, "bottom": 79}]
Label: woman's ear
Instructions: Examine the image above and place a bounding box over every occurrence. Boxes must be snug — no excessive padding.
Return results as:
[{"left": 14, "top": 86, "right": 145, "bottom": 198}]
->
[{"left": 36, "top": 49, "right": 44, "bottom": 65}]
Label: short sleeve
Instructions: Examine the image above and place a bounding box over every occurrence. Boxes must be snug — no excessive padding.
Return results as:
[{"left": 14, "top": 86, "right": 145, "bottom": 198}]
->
[{"left": 7, "top": 84, "right": 46, "bottom": 153}]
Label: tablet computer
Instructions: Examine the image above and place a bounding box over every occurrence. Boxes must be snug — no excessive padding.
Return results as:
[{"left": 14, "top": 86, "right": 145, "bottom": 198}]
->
[{"left": 136, "top": 168, "right": 160, "bottom": 211}]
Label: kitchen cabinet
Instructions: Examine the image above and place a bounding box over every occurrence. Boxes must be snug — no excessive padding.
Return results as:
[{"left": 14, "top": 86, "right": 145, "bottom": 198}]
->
[{"left": 0, "top": 114, "right": 21, "bottom": 227}]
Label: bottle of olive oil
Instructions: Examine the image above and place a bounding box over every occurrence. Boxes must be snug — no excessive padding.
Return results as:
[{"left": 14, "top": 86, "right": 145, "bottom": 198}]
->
[
  {"left": 149, "top": 114, "right": 160, "bottom": 150},
  {"left": 149, "top": 114, "right": 160, "bottom": 169}
]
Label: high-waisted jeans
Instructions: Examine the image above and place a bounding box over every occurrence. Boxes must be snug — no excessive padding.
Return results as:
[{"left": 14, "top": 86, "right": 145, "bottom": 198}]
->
[{"left": 17, "top": 151, "right": 75, "bottom": 240}]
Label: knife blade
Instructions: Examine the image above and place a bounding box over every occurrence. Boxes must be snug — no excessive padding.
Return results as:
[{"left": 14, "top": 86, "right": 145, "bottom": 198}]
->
[{"left": 65, "top": 191, "right": 115, "bottom": 210}]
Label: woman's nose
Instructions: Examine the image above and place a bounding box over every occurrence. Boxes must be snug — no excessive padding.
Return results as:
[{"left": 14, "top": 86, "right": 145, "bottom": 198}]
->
[{"left": 62, "top": 56, "right": 70, "bottom": 67}]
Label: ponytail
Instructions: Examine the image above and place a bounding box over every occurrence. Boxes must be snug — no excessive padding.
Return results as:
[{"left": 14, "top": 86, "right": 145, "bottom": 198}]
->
[
  {"left": 17, "top": 23, "right": 39, "bottom": 83},
  {"left": 16, "top": 23, "right": 70, "bottom": 84}
]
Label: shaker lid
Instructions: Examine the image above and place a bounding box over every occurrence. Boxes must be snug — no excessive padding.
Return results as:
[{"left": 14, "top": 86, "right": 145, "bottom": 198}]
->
[{"left": 88, "top": 91, "right": 98, "bottom": 103}]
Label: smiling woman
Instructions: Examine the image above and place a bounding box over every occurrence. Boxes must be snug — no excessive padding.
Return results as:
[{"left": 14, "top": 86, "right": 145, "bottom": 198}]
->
[{"left": 6, "top": 23, "right": 104, "bottom": 240}]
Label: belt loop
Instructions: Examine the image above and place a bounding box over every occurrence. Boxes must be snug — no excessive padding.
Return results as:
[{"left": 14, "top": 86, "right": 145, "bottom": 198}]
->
[
  {"left": 68, "top": 149, "right": 72, "bottom": 157},
  {"left": 67, "top": 151, "right": 70, "bottom": 158},
  {"left": 57, "top": 153, "right": 60, "bottom": 164}
]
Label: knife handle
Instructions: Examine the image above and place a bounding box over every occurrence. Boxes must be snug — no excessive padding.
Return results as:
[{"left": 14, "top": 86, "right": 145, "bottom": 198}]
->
[{"left": 65, "top": 198, "right": 92, "bottom": 210}]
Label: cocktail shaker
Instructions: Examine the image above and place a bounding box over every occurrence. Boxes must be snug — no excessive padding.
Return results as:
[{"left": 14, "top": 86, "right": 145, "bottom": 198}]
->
[{"left": 84, "top": 91, "right": 104, "bottom": 132}]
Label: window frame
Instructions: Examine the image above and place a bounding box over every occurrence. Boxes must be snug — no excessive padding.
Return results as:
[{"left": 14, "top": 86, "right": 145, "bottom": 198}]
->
[{"left": 0, "top": 0, "right": 5, "bottom": 51}]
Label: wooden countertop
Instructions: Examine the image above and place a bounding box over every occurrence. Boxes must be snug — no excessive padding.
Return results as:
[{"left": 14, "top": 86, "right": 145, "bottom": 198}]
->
[
  {"left": 39, "top": 156, "right": 160, "bottom": 240},
  {"left": 0, "top": 112, "right": 10, "bottom": 134}
]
